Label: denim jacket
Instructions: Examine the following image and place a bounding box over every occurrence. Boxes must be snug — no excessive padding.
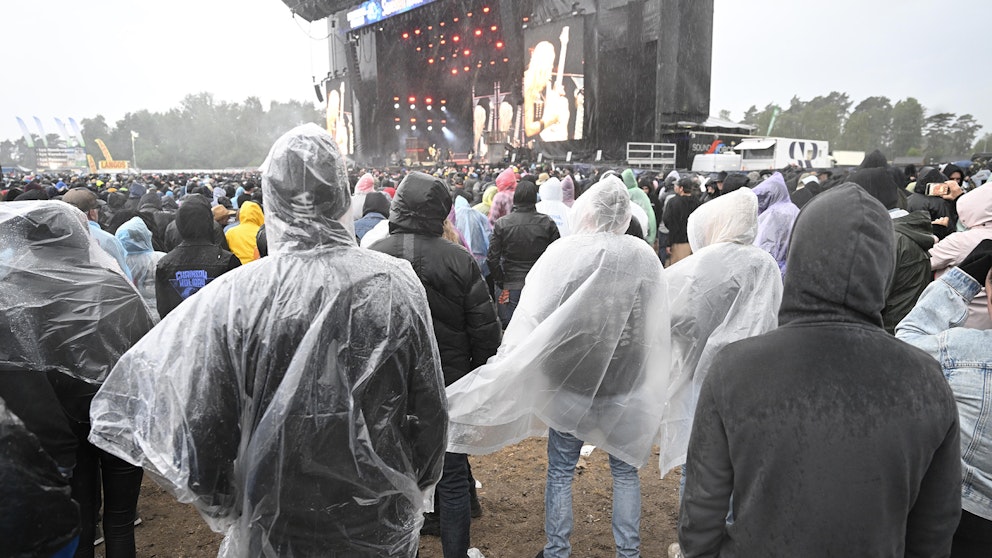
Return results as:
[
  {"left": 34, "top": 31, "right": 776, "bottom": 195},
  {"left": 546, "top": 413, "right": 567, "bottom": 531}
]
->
[{"left": 896, "top": 266, "right": 992, "bottom": 521}]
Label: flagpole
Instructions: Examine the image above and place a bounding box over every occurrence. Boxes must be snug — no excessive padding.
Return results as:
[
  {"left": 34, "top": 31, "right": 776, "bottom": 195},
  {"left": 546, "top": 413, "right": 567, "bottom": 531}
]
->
[{"left": 131, "top": 131, "right": 138, "bottom": 170}]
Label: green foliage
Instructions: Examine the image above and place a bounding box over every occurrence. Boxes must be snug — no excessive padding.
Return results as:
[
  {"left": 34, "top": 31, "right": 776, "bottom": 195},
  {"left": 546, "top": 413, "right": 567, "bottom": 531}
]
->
[
  {"left": 734, "top": 94, "right": 983, "bottom": 160},
  {"left": 71, "top": 93, "right": 323, "bottom": 169}
]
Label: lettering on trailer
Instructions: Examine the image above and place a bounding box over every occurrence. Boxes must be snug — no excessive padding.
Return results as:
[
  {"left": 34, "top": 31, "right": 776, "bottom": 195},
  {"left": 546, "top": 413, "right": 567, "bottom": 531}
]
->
[
  {"left": 789, "top": 141, "right": 819, "bottom": 168},
  {"left": 98, "top": 160, "right": 129, "bottom": 169}
]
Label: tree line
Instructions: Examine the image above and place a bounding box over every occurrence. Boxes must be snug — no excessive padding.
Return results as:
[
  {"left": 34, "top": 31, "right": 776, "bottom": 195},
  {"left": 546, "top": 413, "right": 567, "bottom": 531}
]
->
[
  {"left": 1, "top": 93, "right": 324, "bottom": 171},
  {"left": 727, "top": 93, "right": 990, "bottom": 161}
]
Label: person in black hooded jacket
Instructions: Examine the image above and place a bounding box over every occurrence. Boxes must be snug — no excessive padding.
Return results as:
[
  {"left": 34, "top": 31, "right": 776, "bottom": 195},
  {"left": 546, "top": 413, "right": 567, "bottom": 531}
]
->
[
  {"left": 908, "top": 167, "right": 963, "bottom": 239},
  {"left": 155, "top": 195, "right": 241, "bottom": 318},
  {"left": 849, "top": 163, "right": 935, "bottom": 334},
  {"left": 679, "top": 183, "right": 962, "bottom": 557},
  {"left": 486, "top": 180, "right": 560, "bottom": 326},
  {"left": 370, "top": 171, "right": 500, "bottom": 558}
]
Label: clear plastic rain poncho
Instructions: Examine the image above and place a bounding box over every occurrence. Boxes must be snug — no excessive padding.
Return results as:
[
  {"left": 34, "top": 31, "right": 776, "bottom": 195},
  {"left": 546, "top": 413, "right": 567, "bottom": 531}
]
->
[
  {"left": 115, "top": 216, "right": 165, "bottom": 319},
  {"left": 535, "top": 177, "right": 572, "bottom": 236},
  {"left": 88, "top": 124, "right": 448, "bottom": 558},
  {"left": 657, "top": 188, "right": 783, "bottom": 475},
  {"left": 446, "top": 176, "right": 671, "bottom": 467},
  {"left": 0, "top": 201, "right": 154, "bottom": 384},
  {"left": 453, "top": 195, "right": 492, "bottom": 275}
]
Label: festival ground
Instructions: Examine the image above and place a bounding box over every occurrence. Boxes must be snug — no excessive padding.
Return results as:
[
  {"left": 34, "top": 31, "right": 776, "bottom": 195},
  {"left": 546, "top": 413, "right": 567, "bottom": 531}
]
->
[{"left": 118, "top": 437, "right": 681, "bottom": 557}]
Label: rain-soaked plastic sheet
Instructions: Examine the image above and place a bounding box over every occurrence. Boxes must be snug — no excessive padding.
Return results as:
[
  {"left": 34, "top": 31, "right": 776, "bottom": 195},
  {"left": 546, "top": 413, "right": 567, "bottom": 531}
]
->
[
  {"left": 0, "top": 201, "right": 155, "bottom": 384},
  {"left": 658, "top": 189, "right": 783, "bottom": 475},
  {"left": 446, "top": 177, "right": 670, "bottom": 468},
  {"left": 89, "top": 124, "right": 448, "bottom": 558}
]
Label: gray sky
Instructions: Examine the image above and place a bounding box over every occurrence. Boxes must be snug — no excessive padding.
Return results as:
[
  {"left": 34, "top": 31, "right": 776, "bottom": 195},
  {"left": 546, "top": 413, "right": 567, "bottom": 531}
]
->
[{"left": 5, "top": 0, "right": 990, "bottom": 144}]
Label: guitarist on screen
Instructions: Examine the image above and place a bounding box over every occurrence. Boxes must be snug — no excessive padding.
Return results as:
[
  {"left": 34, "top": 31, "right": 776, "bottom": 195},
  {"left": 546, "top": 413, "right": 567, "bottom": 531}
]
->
[{"left": 523, "top": 26, "right": 571, "bottom": 142}]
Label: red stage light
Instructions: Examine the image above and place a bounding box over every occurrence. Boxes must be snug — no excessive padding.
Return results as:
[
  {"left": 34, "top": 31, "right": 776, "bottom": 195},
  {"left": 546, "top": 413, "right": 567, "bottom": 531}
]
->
[
  {"left": 483, "top": 6, "right": 490, "bottom": 13},
  {"left": 440, "top": 56, "right": 446, "bottom": 60},
  {"left": 503, "top": 57, "right": 508, "bottom": 62},
  {"left": 491, "top": 25, "right": 498, "bottom": 31},
  {"left": 463, "top": 49, "right": 470, "bottom": 56},
  {"left": 452, "top": 53, "right": 458, "bottom": 58},
  {"left": 490, "top": 60, "right": 496, "bottom": 65},
  {"left": 452, "top": 35, "right": 460, "bottom": 42},
  {"left": 428, "top": 58, "right": 435, "bottom": 64},
  {"left": 440, "top": 39, "right": 446, "bottom": 44},
  {"left": 439, "top": 21, "right": 445, "bottom": 27},
  {"left": 441, "top": 99, "right": 446, "bottom": 104},
  {"left": 414, "top": 29, "right": 421, "bottom": 35},
  {"left": 427, "top": 25, "right": 433, "bottom": 30},
  {"left": 464, "top": 66, "right": 470, "bottom": 72},
  {"left": 451, "top": 68, "right": 458, "bottom": 75},
  {"left": 411, "top": 118, "right": 416, "bottom": 122},
  {"left": 416, "top": 47, "right": 422, "bottom": 51},
  {"left": 453, "top": 17, "right": 459, "bottom": 22},
  {"left": 393, "top": 96, "right": 400, "bottom": 101},
  {"left": 522, "top": 16, "right": 529, "bottom": 22},
  {"left": 395, "top": 117, "right": 400, "bottom": 122},
  {"left": 495, "top": 41, "right": 504, "bottom": 49},
  {"left": 425, "top": 97, "right": 433, "bottom": 104},
  {"left": 474, "top": 29, "right": 482, "bottom": 37},
  {"left": 402, "top": 32, "right": 409, "bottom": 39},
  {"left": 467, "top": 12, "right": 473, "bottom": 17},
  {"left": 409, "top": 96, "right": 416, "bottom": 103}
]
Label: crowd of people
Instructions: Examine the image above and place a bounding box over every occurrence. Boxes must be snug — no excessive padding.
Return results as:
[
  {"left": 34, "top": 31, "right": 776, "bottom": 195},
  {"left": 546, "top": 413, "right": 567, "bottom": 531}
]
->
[{"left": 2, "top": 124, "right": 992, "bottom": 558}]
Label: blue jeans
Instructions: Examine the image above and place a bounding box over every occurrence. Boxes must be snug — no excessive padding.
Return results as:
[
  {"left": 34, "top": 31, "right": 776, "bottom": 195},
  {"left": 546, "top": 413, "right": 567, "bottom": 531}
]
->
[
  {"left": 544, "top": 429, "right": 640, "bottom": 558},
  {"left": 437, "top": 452, "right": 471, "bottom": 558},
  {"left": 496, "top": 288, "right": 522, "bottom": 330}
]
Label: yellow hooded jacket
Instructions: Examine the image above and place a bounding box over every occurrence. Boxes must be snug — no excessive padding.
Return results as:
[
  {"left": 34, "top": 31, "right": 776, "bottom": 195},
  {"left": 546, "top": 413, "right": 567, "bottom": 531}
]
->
[{"left": 226, "top": 201, "right": 264, "bottom": 264}]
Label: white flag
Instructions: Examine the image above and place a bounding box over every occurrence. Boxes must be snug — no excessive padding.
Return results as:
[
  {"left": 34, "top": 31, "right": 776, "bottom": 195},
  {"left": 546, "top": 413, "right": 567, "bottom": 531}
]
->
[{"left": 131, "top": 130, "right": 139, "bottom": 139}]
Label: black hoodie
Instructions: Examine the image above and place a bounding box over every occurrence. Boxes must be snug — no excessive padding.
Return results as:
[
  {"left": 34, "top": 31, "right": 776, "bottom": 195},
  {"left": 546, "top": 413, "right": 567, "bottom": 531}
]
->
[
  {"left": 908, "top": 168, "right": 956, "bottom": 238},
  {"left": 154, "top": 196, "right": 240, "bottom": 318},
  {"left": 371, "top": 171, "right": 501, "bottom": 386},
  {"left": 485, "top": 180, "right": 560, "bottom": 289},
  {"left": 680, "top": 184, "right": 961, "bottom": 557}
]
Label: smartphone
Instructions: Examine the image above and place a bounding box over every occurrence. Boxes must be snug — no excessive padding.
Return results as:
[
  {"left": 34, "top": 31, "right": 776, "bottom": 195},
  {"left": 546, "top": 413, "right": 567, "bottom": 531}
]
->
[{"left": 926, "top": 182, "right": 947, "bottom": 196}]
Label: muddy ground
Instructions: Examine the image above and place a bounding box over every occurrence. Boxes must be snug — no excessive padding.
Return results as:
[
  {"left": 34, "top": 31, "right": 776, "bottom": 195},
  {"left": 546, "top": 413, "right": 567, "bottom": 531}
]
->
[{"left": 110, "top": 437, "right": 681, "bottom": 557}]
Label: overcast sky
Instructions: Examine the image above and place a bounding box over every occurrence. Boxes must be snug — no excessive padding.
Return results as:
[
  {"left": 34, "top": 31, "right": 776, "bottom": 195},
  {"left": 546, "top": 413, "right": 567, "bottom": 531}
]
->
[{"left": 5, "top": 0, "right": 990, "bottom": 144}]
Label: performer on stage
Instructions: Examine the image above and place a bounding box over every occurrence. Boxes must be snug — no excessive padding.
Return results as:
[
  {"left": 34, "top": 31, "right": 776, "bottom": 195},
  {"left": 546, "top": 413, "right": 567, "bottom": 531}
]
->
[{"left": 523, "top": 29, "right": 571, "bottom": 142}]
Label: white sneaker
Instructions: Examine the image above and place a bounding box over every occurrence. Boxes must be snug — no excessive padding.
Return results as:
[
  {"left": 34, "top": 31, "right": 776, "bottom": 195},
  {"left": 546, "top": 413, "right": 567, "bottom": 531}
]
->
[{"left": 668, "top": 542, "right": 684, "bottom": 558}]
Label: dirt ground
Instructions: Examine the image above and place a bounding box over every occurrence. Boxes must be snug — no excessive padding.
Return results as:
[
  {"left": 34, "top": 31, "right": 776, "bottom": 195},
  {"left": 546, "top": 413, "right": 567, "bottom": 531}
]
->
[{"left": 111, "top": 437, "right": 681, "bottom": 558}]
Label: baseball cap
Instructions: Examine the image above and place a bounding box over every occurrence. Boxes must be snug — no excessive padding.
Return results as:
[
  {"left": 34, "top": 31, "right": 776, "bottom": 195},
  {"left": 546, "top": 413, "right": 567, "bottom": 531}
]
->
[{"left": 62, "top": 187, "right": 106, "bottom": 212}]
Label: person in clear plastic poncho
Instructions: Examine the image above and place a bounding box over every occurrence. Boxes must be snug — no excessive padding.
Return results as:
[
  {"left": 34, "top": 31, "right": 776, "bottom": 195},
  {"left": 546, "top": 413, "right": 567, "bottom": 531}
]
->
[
  {"left": 446, "top": 176, "right": 671, "bottom": 557},
  {"left": 657, "top": 188, "right": 783, "bottom": 476},
  {"left": 88, "top": 124, "right": 448, "bottom": 558},
  {"left": 115, "top": 216, "right": 166, "bottom": 320}
]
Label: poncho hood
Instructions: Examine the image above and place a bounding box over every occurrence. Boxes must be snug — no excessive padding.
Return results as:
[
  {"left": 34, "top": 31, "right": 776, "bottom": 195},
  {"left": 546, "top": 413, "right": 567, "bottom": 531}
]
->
[
  {"left": 621, "top": 168, "right": 638, "bottom": 191},
  {"left": 752, "top": 172, "right": 790, "bottom": 213},
  {"left": 538, "top": 178, "right": 563, "bottom": 202},
  {"left": 687, "top": 187, "right": 758, "bottom": 251},
  {"left": 355, "top": 173, "right": 375, "bottom": 194},
  {"left": 779, "top": 183, "right": 894, "bottom": 328},
  {"left": 389, "top": 171, "right": 451, "bottom": 237},
  {"left": 495, "top": 167, "right": 517, "bottom": 192},
  {"left": 362, "top": 191, "right": 391, "bottom": 217},
  {"left": 956, "top": 184, "right": 992, "bottom": 229},
  {"left": 570, "top": 176, "right": 631, "bottom": 235},
  {"left": 115, "top": 217, "right": 155, "bottom": 254},
  {"left": 259, "top": 123, "right": 354, "bottom": 252},
  {"left": 560, "top": 176, "right": 575, "bottom": 207},
  {"left": 237, "top": 201, "right": 265, "bottom": 227}
]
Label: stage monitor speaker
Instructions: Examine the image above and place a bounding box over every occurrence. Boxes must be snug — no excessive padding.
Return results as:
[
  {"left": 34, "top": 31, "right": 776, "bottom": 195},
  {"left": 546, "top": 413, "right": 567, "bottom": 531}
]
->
[{"left": 314, "top": 83, "right": 324, "bottom": 103}]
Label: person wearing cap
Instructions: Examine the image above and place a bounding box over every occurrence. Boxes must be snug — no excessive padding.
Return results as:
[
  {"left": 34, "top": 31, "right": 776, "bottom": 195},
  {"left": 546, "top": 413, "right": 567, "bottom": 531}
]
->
[
  {"left": 62, "top": 187, "right": 133, "bottom": 282},
  {"left": 89, "top": 124, "right": 447, "bottom": 557},
  {"left": 212, "top": 203, "right": 236, "bottom": 228}
]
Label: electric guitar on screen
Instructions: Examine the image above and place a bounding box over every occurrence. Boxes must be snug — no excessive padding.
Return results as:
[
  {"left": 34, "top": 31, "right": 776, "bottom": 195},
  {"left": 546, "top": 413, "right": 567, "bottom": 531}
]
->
[{"left": 540, "top": 27, "right": 571, "bottom": 142}]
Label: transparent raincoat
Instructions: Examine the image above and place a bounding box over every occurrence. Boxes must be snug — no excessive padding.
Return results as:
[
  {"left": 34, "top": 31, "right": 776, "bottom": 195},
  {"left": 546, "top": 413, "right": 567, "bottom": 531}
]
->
[
  {"left": 658, "top": 188, "right": 783, "bottom": 474},
  {"left": 115, "top": 216, "right": 165, "bottom": 319},
  {"left": 535, "top": 177, "right": 572, "bottom": 236},
  {"left": 0, "top": 201, "right": 154, "bottom": 385},
  {"left": 446, "top": 177, "right": 671, "bottom": 467},
  {"left": 453, "top": 195, "right": 492, "bottom": 275},
  {"left": 88, "top": 124, "right": 448, "bottom": 558}
]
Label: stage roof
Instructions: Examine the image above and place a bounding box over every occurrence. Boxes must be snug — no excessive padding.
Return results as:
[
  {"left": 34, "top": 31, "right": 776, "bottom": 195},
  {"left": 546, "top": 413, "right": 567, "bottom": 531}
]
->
[{"left": 280, "top": 0, "right": 354, "bottom": 22}]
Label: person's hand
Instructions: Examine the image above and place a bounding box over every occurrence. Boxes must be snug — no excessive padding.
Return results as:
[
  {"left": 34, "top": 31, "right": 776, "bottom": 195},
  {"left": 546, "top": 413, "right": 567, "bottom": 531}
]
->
[
  {"left": 931, "top": 217, "right": 949, "bottom": 228},
  {"left": 941, "top": 180, "right": 963, "bottom": 200},
  {"left": 958, "top": 239, "right": 992, "bottom": 284}
]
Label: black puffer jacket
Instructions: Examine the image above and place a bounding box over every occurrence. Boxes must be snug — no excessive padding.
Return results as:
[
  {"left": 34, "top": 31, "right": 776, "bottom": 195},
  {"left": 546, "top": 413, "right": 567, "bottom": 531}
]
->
[
  {"left": 907, "top": 168, "right": 956, "bottom": 239},
  {"left": 371, "top": 172, "right": 501, "bottom": 386},
  {"left": 680, "top": 184, "right": 961, "bottom": 557},
  {"left": 486, "top": 181, "right": 560, "bottom": 289},
  {"left": 156, "top": 196, "right": 241, "bottom": 318}
]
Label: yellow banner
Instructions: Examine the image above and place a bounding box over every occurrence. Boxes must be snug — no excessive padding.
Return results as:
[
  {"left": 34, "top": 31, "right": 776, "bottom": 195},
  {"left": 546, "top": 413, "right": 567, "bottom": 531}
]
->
[
  {"left": 98, "top": 160, "right": 129, "bottom": 170},
  {"left": 87, "top": 154, "right": 98, "bottom": 173},
  {"left": 95, "top": 139, "right": 114, "bottom": 162}
]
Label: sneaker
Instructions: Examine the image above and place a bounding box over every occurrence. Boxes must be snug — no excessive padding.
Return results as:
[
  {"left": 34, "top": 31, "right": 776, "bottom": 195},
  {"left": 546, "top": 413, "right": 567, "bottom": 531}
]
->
[
  {"left": 420, "top": 512, "right": 440, "bottom": 537},
  {"left": 668, "top": 542, "right": 683, "bottom": 558},
  {"left": 93, "top": 523, "right": 104, "bottom": 546}
]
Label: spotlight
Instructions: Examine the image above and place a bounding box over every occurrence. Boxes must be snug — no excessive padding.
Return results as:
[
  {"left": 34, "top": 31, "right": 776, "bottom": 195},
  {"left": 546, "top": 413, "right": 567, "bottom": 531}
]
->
[
  {"left": 440, "top": 21, "right": 445, "bottom": 26},
  {"left": 428, "top": 25, "right": 433, "bottom": 30},
  {"left": 441, "top": 106, "right": 447, "bottom": 112},
  {"left": 467, "top": 12, "right": 473, "bottom": 17},
  {"left": 416, "top": 47, "right": 422, "bottom": 51},
  {"left": 395, "top": 124, "right": 401, "bottom": 130},
  {"left": 394, "top": 96, "right": 400, "bottom": 101},
  {"left": 409, "top": 96, "right": 416, "bottom": 103},
  {"left": 428, "top": 58, "right": 435, "bottom": 64},
  {"left": 491, "top": 25, "right": 498, "bottom": 31},
  {"left": 394, "top": 103, "right": 400, "bottom": 109},
  {"left": 411, "top": 125, "right": 416, "bottom": 130},
  {"left": 483, "top": 6, "right": 490, "bottom": 13},
  {"left": 410, "top": 104, "right": 416, "bottom": 110},
  {"left": 425, "top": 97, "right": 433, "bottom": 104},
  {"left": 474, "top": 29, "right": 482, "bottom": 37},
  {"left": 453, "top": 17, "right": 459, "bottom": 22},
  {"left": 441, "top": 99, "right": 446, "bottom": 105},
  {"left": 428, "top": 126, "right": 433, "bottom": 131},
  {"left": 451, "top": 68, "right": 458, "bottom": 75},
  {"left": 495, "top": 41, "right": 504, "bottom": 49},
  {"left": 427, "top": 105, "right": 432, "bottom": 111},
  {"left": 414, "top": 29, "right": 421, "bottom": 35},
  {"left": 464, "top": 66, "right": 470, "bottom": 72},
  {"left": 402, "top": 32, "right": 409, "bottom": 39},
  {"left": 463, "top": 49, "right": 470, "bottom": 56},
  {"left": 440, "top": 39, "right": 446, "bottom": 45},
  {"left": 452, "top": 35, "right": 460, "bottom": 42}
]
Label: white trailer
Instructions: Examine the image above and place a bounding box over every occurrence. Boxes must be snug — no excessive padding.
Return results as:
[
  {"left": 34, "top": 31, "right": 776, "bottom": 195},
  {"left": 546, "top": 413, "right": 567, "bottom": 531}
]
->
[{"left": 691, "top": 137, "right": 832, "bottom": 171}]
